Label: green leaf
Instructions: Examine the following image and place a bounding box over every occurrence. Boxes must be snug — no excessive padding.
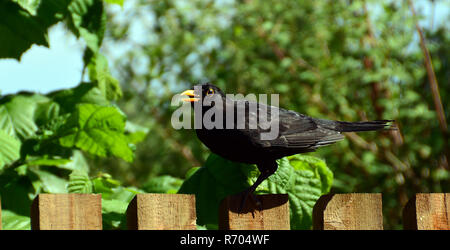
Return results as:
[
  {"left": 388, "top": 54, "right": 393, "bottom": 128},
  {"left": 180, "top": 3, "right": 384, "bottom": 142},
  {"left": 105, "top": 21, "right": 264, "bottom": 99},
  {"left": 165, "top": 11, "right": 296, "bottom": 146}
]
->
[
  {"left": 178, "top": 154, "right": 254, "bottom": 228},
  {"left": 57, "top": 104, "right": 134, "bottom": 162},
  {"left": 88, "top": 53, "right": 123, "bottom": 101},
  {"left": 185, "top": 167, "right": 200, "bottom": 179},
  {"left": 126, "top": 131, "right": 147, "bottom": 144},
  {"left": 264, "top": 156, "right": 333, "bottom": 229},
  {"left": 99, "top": 186, "right": 143, "bottom": 230},
  {"left": 92, "top": 173, "right": 143, "bottom": 229},
  {"left": 143, "top": 175, "right": 184, "bottom": 194},
  {"left": 20, "top": 137, "right": 73, "bottom": 161},
  {"left": 0, "top": 169, "right": 34, "bottom": 215},
  {"left": 196, "top": 224, "right": 208, "bottom": 230},
  {"left": 178, "top": 153, "right": 333, "bottom": 229},
  {"left": 287, "top": 154, "right": 333, "bottom": 194},
  {"left": 29, "top": 168, "right": 68, "bottom": 193},
  {"left": 47, "top": 83, "right": 110, "bottom": 113},
  {"left": 12, "top": 0, "right": 41, "bottom": 16},
  {"left": 109, "top": 186, "right": 142, "bottom": 202},
  {"left": 92, "top": 174, "right": 142, "bottom": 201},
  {"left": 0, "top": 1, "right": 48, "bottom": 59},
  {"left": 1, "top": 210, "right": 30, "bottom": 230},
  {"left": 26, "top": 157, "right": 71, "bottom": 167},
  {"left": 67, "top": 170, "right": 92, "bottom": 193},
  {"left": 57, "top": 150, "right": 90, "bottom": 173},
  {"left": 0, "top": 130, "right": 21, "bottom": 170},
  {"left": 92, "top": 174, "right": 121, "bottom": 196},
  {"left": 0, "top": 0, "right": 71, "bottom": 59},
  {"left": 101, "top": 198, "right": 128, "bottom": 229},
  {"left": 105, "top": 0, "right": 124, "bottom": 6},
  {"left": 34, "top": 100, "right": 60, "bottom": 127},
  {"left": 67, "top": 0, "right": 106, "bottom": 53},
  {"left": 0, "top": 95, "right": 38, "bottom": 139}
]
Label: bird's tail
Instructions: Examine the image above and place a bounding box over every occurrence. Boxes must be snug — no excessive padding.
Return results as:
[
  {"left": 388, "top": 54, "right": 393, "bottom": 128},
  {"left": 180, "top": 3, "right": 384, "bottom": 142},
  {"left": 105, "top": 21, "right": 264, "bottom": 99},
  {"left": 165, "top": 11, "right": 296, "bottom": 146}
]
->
[{"left": 336, "top": 120, "right": 395, "bottom": 132}]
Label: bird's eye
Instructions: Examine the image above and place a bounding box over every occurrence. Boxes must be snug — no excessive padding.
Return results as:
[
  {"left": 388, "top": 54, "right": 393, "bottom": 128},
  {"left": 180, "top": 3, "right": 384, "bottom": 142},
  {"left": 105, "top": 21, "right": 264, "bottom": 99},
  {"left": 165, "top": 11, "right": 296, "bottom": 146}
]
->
[{"left": 206, "top": 88, "right": 215, "bottom": 95}]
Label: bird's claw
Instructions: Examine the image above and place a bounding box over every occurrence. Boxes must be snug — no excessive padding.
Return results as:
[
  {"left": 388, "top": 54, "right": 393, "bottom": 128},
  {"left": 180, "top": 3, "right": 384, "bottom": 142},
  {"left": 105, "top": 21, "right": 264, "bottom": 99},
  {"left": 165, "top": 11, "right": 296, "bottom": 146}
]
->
[{"left": 236, "top": 190, "right": 263, "bottom": 215}]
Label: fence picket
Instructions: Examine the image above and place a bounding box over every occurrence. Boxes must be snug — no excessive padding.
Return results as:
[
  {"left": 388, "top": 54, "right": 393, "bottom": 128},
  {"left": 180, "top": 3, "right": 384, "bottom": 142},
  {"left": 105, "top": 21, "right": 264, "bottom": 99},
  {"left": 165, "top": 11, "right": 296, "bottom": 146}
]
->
[
  {"left": 219, "top": 194, "right": 290, "bottom": 230},
  {"left": 30, "top": 194, "right": 102, "bottom": 230},
  {"left": 0, "top": 192, "right": 445, "bottom": 230},
  {"left": 313, "top": 193, "right": 383, "bottom": 230},
  {"left": 126, "top": 193, "right": 197, "bottom": 230},
  {"left": 403, "top": 193, "right": 450, "bottom": 230}
]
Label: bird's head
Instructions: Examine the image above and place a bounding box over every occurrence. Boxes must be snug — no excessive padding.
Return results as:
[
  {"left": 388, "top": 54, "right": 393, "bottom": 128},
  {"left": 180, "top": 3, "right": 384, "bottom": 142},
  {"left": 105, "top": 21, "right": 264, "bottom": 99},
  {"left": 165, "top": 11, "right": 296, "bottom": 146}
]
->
[{"left": 179, "top": 83, "right": 225, "bottom": 105}]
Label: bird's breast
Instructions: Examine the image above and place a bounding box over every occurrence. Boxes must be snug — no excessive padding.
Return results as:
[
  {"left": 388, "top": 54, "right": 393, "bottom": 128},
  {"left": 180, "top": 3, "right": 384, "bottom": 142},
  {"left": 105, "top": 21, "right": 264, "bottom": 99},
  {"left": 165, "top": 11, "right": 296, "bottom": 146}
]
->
[{"left": 195, "top": 128, "right": 261, "bottom": 164}]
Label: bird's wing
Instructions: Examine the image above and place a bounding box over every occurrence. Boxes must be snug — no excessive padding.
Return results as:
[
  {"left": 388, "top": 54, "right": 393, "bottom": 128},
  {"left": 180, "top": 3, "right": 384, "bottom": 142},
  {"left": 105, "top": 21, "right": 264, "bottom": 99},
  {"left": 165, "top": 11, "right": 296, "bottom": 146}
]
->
[{"left": 237, "top": 101, "right": 344, "bottom": 149}]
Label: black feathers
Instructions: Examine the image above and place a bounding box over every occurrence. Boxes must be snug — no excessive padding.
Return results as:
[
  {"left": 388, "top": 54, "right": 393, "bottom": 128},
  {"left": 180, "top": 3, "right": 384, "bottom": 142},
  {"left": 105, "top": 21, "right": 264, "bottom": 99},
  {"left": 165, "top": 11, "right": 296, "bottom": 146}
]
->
[
  {"left": 181, "top": 83, "right": 394, "bottom": 211},
  {"left": 335, "top": 120, "right": 394, "bottom": 132}
]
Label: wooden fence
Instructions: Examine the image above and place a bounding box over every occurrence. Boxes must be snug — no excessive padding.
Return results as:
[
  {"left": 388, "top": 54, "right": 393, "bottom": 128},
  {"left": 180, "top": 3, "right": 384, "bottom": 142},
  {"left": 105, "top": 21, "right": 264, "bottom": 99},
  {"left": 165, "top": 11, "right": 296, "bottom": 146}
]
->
[{"left": 0, "top": 193, "right": 449, "bottom": 230}]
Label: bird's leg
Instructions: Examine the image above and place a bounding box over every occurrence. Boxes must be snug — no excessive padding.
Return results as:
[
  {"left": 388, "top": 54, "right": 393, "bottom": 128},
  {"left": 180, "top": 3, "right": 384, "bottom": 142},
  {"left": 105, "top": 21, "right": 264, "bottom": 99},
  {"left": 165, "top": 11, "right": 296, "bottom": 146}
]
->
[
  {"left": 237, "top": 161, "right": 278, "bottom": 214},
  {"left": 237, "top": 171, "right": 270, "bottom": 214}
]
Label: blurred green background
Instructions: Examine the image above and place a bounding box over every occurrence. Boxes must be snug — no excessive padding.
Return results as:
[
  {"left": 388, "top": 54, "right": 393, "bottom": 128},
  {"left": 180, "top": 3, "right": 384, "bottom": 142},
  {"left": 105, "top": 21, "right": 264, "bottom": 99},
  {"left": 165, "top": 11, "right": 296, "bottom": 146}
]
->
[
  {"left": 96, "top": 0, "right": 449, "bottom": 229},
  {"left": 1, "top": 0, "right": 449, "bottom": 229}
]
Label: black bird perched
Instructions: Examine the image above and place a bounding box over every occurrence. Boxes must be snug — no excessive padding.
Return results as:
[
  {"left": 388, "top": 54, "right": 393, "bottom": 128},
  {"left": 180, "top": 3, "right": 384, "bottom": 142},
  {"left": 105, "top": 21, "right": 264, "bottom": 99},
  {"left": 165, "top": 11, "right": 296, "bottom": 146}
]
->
[{"left": 180, "top": 83, "right": 393, "bottom": 210}]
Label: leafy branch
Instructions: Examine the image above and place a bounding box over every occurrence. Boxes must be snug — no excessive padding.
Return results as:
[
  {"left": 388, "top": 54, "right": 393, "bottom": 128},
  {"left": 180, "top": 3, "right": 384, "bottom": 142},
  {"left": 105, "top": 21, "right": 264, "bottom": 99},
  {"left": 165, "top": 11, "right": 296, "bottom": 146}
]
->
[{"left": 0, "top": 0, "right": 147, "bottom": 230}]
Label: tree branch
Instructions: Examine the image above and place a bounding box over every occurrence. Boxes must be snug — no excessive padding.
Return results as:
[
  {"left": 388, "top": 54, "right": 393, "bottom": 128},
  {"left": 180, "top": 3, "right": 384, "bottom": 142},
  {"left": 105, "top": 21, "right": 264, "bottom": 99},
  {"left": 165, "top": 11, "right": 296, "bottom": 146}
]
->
[{"left": 408, "top": 0, "right": 449, "bottom": 168}]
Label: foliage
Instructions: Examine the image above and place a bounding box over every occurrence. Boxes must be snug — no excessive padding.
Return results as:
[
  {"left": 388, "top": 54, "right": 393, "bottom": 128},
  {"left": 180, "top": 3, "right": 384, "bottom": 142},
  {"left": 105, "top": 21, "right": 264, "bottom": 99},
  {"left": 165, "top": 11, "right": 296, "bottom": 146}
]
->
[
  {"left": 0, "top": 0, "right": 145, "bottom": 229},
  {"left": 104, "top": 0, "right": 449, "bottom": 229},
  {"left": 178, "top": 153, "right": 333, "bottom": 229},
  {"left": 0, "top": 0, "right": 448, "bottom": 230}
]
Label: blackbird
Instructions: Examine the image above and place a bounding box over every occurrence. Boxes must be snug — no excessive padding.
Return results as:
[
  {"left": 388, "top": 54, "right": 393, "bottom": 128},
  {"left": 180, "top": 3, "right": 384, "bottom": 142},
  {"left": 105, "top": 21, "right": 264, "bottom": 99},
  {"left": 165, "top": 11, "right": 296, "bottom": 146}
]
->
[{"left": 180, "top": 83, "right": 393, "bottom": 210}]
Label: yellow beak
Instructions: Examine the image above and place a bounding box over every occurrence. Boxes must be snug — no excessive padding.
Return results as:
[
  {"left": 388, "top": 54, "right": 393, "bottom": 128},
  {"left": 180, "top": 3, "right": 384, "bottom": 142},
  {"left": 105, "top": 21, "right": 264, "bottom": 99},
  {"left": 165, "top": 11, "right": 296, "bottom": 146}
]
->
[{"left": 180, "top": 89, "right": 200, "bottom": 102}]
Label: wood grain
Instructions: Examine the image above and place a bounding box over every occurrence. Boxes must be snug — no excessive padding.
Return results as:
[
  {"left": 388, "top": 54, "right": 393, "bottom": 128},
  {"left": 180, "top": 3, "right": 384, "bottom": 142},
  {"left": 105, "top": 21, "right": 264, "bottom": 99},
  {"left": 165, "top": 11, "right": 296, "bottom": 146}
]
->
[
  {"left": 31, "top": 194, "right": 102, "bottom": 230},
  {"left": 313, "top": 193, "right": 383, "bottom": 230},
  {"left": 219, "top": 194, "right": 290, "bottom": 230},
  {"left": 403, "top": 193, "right": 450, "bottom": 230},
  {"left": 126, "top": 193, "right": 196, "bottom": 230}
]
